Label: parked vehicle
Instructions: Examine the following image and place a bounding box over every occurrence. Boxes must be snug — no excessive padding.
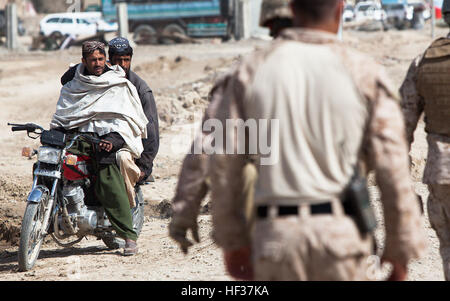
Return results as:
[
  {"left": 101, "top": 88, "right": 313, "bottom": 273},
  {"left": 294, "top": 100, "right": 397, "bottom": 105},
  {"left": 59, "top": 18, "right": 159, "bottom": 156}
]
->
[
  {"left": 382, "top": 2, "right": 414, "bottom": 30},
  {"left": 0, "top": 9, "right": 26, "bottom": 37},
  {"left": 343, "top": 4, "right": 355, "bottom": 22},
  {"left": 8, "top": 123, "right": 145, "bottom": 271},
  {"left": 354, "top": 1, "right": 387, "bottom": 23},
  {"left": 410, "top": 1, "right": 431, "bottom": 29},
  {"left": 39, "top": 12, "right": 118, "bottom": 40},
  {"left": 39, "top": 13, "right": 98, "bottom": 38},
  {"left": 101, "top": 0, "right": 235, "bottom": 44}
]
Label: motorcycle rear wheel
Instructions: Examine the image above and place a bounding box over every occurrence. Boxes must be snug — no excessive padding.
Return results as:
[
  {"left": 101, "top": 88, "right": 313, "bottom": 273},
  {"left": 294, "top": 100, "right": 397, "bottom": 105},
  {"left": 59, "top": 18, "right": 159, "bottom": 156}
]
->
[{"left": 18, "top": 200, "right": 48, "bottom": 271}]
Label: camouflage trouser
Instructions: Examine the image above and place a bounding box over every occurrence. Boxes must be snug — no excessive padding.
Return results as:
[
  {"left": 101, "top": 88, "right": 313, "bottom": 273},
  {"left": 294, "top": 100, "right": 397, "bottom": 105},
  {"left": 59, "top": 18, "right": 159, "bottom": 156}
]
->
[
  {"left": 427, "top": 184, "right": 450, "bottom": 281},
  {"left": 251, "top": 200, "right": 373, "bottom": 281}
]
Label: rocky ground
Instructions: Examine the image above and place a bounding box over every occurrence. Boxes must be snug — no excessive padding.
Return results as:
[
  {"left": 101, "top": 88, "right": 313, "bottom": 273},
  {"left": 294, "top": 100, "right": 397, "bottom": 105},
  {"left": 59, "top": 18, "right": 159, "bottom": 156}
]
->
[{"left": 0, "top": 24, "right": 447, "bottom": 281}]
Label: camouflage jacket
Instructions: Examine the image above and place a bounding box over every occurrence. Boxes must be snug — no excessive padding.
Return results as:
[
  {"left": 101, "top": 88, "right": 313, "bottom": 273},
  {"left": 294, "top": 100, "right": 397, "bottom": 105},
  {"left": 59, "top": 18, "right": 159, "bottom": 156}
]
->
[
  {"left": 400, "top": 49, "right": 450, "bottom": 185},
  {"left": 208, "top": 28, "right": 426, "bottom": 266}
]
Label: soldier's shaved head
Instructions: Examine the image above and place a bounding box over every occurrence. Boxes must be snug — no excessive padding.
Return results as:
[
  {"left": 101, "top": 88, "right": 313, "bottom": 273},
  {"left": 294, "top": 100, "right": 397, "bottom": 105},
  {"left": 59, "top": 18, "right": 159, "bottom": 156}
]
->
[
  {"left": 290, "top": 0, "right": 343, "bottom": 33},
  {"left": 291, "top": 0, "right": 341, "bottom": 20}
]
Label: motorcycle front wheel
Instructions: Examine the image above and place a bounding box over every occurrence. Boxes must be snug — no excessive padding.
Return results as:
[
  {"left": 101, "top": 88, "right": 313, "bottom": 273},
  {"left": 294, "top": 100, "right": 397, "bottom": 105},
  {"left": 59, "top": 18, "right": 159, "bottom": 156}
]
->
[{"left": 18, "top": 199, "right": 49, "bottom": 271}]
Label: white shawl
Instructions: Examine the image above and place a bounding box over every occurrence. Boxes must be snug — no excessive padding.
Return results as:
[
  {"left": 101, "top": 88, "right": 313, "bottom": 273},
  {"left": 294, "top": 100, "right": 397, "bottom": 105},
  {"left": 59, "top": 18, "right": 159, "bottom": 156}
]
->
[{"left": 50, "top": 64, "right": 148, "bottom": 158}]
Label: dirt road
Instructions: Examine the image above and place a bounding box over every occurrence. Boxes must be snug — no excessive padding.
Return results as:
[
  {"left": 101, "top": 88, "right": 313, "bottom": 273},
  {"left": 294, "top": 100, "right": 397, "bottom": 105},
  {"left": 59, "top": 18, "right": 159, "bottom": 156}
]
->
[{"left": 0, "top": 26, "right": 446, "bottom": 281}]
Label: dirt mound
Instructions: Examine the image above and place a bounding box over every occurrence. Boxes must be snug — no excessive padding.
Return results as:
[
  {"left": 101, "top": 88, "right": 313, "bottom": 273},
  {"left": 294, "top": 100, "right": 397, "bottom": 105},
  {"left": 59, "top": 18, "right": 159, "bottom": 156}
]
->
[
  {"left": 135, "top": 56, "right": 192, "bottom": 75},
  {"left": 0, "top": 203, "right": 26, "bottom": 247},
  {"left": 0, "top": 177, "right": 32, "bottom": 203},
  {"left": 0, "top": 177, "right": 31, "bottom": 247},
  {"left": 155, "top": 80, "right": 211, "bottom": 128},
  {"left": 0, "top": 219, "right": 21, "bottom": 246}
]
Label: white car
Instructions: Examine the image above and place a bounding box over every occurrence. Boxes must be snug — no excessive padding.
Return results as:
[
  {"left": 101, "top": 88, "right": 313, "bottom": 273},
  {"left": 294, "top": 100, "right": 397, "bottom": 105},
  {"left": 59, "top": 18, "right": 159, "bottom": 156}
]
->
[
  {"left": 39, "top": 13, "right": 118, "bottom": 38},
  {"left": 40, "top": 13, "right": 98, "bottom": 38},
  {"left": 354, "top": 1, "right": 387, "bottom": 22},
  {"left": 343, "top": 4, "right": 355, "bottom": 22}
]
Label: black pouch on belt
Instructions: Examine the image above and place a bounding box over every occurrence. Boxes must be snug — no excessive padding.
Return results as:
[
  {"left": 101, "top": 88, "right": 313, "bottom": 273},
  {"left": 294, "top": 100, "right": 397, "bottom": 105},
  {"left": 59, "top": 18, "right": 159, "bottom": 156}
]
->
[{"left": 341, "top": 169, "right": 377, "bottom": 235}]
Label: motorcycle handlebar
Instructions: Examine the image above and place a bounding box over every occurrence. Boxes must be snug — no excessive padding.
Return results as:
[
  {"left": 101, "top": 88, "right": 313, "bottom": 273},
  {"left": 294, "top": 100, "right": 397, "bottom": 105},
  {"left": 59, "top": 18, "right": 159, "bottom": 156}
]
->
[
  {"left": 11, "top": 126, "right": 29, "bottom": 132},
  {"left": 80, "top": 134, "right": 103, "bottom": 145},
  {"left": 9, "top": 122, "right": 107, "bottom": 149},
  {"left": 65, "top": 133, "right": 107, "bottom": 151},
  {"left": 8, "top": 123, "right": 44, "bottom": 133}
]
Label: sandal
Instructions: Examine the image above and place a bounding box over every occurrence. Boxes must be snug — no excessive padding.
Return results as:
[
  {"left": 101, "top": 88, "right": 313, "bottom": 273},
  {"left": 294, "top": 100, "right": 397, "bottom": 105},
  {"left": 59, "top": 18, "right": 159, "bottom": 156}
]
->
[{"left": 123, "top": 239, "right": 138, "bottom": 256}]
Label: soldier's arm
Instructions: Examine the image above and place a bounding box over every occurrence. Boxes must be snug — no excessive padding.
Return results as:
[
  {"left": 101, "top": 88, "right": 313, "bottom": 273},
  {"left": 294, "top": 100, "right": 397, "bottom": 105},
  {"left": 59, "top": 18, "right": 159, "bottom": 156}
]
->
[
  {"left": 169, "top": 77, "right": 231, "bottom": 253},
  {"left": 209, "top": 71, "right": 251, "bottom": 252},
  {"left": 368, "top": 80, "right": 426, "bottom": 266},
  {"left": 399, "top": 55, "right": 425, "bottom": 148}
]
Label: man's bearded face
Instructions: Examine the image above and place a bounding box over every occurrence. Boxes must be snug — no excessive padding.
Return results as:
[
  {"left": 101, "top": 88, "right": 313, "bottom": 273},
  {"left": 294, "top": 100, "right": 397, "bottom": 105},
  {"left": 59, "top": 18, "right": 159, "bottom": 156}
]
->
[
  {"left": 82, "top": 50, "right": 106, "bottom": 76},
  {"left": 111, "top": 55, "right": 132, "bottom": 75}
]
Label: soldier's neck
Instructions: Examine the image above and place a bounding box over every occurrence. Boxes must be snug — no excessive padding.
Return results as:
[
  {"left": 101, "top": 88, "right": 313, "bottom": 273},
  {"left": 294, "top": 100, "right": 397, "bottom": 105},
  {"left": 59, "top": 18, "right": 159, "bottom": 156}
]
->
[{"left": 293, "top": 19, "right": 339, "bottom": 35}]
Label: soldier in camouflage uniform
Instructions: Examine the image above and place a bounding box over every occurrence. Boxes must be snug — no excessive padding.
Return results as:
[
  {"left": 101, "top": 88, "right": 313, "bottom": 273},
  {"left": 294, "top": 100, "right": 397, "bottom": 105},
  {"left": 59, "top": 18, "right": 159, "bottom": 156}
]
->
[
  {"left": 168, "top": 0, "right": 293, "bottom": 256},
  {"left": 209, "top": 0, "right": 426, "bottom": 281},
  {"left": 399, "top": 0, "right": 450, "bottom": 281}
]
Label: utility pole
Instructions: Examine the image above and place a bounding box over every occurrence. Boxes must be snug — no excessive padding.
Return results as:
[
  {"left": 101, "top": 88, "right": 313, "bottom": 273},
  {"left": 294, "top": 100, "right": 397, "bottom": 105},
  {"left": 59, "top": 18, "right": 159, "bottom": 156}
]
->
[
  {"left": 431, "top": 0, "right": 436, "bottom": 39},
  {"left": 338, "top": 7, "right": 343, "bottom": 41},
  {"left": 234, "top": 0, "right": 251, "bottom": 40},
  {"left": 117, "top": 2, "right": 129, "bottom": 39},
  {"left": 6, "top": 3, "right": 18, "bottom": 50}
]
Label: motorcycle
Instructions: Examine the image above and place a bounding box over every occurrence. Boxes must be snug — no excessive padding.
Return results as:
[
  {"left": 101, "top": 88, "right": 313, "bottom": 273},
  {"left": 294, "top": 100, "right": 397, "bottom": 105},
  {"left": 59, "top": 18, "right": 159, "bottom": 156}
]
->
[{"left": 8, "top": 122, "right": 145, "bottom": 271}]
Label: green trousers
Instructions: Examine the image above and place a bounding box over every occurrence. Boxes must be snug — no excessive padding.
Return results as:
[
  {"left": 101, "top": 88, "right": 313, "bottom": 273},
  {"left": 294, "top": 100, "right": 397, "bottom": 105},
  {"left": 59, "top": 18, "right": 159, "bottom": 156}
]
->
[{"left": 68, "top": 139, "right": 138, "bottom": 241}]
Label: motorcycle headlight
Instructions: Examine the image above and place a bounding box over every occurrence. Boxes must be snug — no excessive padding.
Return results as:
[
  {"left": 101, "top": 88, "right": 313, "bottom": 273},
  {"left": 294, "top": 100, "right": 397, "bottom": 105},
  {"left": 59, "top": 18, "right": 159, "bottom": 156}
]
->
[{"left": 37, "top": 146, "right": 61, "bottom": 164}]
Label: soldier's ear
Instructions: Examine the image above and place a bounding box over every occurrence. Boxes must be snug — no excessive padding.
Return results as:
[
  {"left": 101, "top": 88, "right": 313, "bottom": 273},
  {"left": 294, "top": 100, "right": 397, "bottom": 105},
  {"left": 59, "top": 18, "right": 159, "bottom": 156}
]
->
[{"left": 335, "top": 0, "right": 345, "bottom": 22}]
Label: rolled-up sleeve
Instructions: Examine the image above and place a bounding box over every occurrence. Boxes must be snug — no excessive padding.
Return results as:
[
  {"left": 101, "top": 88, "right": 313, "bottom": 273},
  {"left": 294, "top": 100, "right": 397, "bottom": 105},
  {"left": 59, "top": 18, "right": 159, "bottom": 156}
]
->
[{"left": 368, "top": 79, "right": 426, "bottom": 265}]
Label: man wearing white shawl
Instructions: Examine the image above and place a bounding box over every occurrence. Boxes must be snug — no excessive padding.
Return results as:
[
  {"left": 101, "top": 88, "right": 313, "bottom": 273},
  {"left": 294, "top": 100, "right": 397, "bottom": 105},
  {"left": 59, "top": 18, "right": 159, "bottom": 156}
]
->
[{"left": 50, "top": 41, "right": 147, "bottom": 256}]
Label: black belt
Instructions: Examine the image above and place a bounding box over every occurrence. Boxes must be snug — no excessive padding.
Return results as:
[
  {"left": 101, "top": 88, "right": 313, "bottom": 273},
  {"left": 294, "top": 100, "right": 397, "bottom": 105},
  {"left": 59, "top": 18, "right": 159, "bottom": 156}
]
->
[{"left": 256, "top": 201, "right": 353, "bottom": 218}]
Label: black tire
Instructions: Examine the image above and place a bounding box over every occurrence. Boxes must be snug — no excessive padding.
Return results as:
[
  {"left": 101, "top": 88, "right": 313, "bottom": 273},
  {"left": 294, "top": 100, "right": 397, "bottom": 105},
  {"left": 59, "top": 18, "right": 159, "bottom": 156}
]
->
[
  {"left": 102, "top": 186, "right": 145, "bottom": 249},
  {"left": 48, "top": 31, "right": 64, "bottom": 49},
  {"left": 18, "top": 198, "right": 49, "bottom": 271},
  {"left": 222, "top": 21, "right": 234, "bottom": 42},
  {"left": 133, "top": 24, "right": 158, "bottom": 45},
  {"left": 160, "top": 23, "right": 186, "bottom": 45}
]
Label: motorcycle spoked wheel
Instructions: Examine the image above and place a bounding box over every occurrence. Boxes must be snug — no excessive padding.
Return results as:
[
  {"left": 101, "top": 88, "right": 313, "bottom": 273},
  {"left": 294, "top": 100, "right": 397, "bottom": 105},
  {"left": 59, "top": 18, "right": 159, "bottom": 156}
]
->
[{"left": 18, "top": 200, "right": 49, "bottom": 272}]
